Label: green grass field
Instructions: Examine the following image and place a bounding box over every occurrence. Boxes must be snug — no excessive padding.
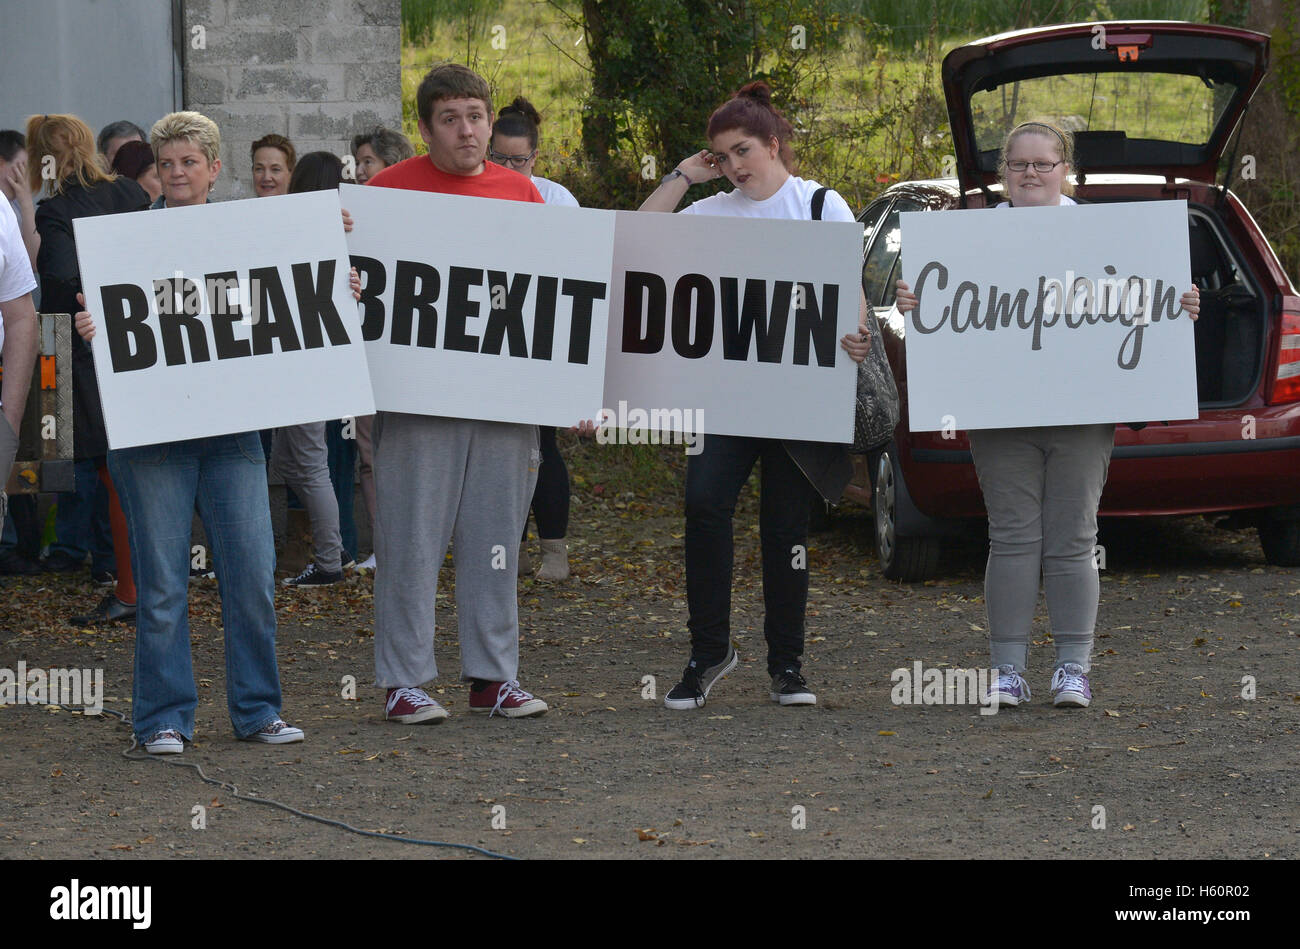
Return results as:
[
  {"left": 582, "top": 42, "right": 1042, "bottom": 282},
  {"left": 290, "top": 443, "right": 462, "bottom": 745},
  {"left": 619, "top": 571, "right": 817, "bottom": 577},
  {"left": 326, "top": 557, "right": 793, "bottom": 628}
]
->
[{"left": 400, "top": 0, "right": 1214, "bottom": 212}]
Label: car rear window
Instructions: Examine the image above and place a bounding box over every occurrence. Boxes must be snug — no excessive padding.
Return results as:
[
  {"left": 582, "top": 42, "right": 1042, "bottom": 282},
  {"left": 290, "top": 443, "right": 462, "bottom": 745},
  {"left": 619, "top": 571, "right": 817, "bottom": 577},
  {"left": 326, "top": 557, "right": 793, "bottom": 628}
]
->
[{"left": 971, "top": 72, "right": 1238, "bottom": 156}]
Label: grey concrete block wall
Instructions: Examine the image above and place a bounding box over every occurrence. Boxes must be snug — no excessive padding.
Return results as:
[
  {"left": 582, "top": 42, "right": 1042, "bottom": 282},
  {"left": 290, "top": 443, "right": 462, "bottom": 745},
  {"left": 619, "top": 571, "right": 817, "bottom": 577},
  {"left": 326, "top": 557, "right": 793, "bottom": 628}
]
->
[{"left": 182, "top": 0, "right": 402, "bottom": 201}]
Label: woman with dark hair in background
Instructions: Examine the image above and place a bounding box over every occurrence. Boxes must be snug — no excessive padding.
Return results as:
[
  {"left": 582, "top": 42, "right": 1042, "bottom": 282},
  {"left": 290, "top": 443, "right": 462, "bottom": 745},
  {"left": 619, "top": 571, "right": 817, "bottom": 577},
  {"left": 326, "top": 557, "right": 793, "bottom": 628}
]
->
[
  {"left": 27, "top": 113, "right": 148, "bottom": 625},
  {"left": 110, "top": 140, "right": 162, "bottom": 204},
  {"left": 250, "top": 133, "right": 295, "bottom": 198},
  {"left": 351, "top": 126, "right": 415, "bottom": 185},
  {"left": 347, "top": 128, "right": 416, "bottom": 571},
  {"left": 489, "top": 96, "right": 577, "bottom": 580},
  {"left": 270, "top": 151, "right": 349, "bottom": 586}
]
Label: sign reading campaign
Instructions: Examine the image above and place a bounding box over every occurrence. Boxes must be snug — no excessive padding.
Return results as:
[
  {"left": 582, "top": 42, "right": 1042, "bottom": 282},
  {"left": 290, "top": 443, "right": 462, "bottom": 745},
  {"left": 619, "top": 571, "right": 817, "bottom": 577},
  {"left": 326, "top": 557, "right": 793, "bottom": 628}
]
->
[
  {"left": 900, "top": 200, "right": 1197, "bottom": 431},
  {"left": 604, "top": 211, "right": 860, "bottom": 443},
  {"left": 74, "top": 191, "right": 374, "bottom": 449},
  {"left": 342, "top": 183, "right": 614, "bottom": 426}
]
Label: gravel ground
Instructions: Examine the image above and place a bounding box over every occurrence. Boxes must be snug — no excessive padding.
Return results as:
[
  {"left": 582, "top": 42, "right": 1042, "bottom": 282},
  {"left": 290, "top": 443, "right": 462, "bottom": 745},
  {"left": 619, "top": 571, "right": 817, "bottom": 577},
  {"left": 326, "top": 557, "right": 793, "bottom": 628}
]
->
[{"left": 1, "top": 483, "right": 1296, "bottom": 860}]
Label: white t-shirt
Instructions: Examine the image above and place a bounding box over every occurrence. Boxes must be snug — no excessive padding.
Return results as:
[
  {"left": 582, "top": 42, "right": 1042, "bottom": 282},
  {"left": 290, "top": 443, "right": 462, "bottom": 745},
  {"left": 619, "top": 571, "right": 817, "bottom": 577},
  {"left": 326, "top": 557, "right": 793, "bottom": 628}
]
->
[
  {"left": 0, "top": 196, "right": 36, "bottom": 305},
  {"left": 532, "top": 175, "right": 579, "bottom": 207},
  {"left": 680, "top": 174, "right": 854, "bottom": 222},
  {"left": 994, "top": 195, "right": 1077, "bottom": 209}
]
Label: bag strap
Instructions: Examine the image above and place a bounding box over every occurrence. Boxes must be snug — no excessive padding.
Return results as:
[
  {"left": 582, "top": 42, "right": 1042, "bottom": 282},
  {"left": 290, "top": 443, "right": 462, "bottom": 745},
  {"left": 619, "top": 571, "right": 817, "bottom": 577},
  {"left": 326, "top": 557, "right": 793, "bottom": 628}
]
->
[{"left": 811, "top": 186, "right": 828, "bottom": 221}]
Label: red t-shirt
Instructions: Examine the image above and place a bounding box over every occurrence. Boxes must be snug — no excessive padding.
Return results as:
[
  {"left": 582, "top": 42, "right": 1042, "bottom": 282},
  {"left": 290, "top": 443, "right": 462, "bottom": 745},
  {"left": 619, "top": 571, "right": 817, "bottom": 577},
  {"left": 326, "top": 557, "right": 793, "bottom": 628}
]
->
[{"left": 368, "top": 155, "right": 543, "bottom": 203}]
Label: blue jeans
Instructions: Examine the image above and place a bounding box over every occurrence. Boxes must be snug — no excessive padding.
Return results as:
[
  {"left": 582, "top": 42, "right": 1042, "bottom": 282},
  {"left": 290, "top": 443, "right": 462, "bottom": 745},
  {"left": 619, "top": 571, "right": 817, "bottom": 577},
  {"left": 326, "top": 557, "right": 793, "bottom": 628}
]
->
[
  {"left": 50, "top": 459, "right": 114, "bottom": 572},
  {"left": 108, "top": 432, "right": 283, "bottom": 741}
]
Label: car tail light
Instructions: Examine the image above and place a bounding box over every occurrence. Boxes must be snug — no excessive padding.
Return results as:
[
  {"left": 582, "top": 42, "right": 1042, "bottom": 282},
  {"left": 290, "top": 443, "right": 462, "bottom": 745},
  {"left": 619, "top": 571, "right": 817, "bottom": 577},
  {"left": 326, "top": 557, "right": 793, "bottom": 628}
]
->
[{"left": 1271, "top": 311, "right": 1300, "bottom": 404}]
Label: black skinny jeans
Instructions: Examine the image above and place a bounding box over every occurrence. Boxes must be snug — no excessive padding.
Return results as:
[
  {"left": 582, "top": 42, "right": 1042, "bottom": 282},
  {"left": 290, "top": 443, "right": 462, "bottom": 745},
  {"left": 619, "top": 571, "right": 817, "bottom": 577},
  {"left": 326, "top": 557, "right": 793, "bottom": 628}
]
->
[
  {"left": 522, "top": 426, "right": 569, "bottom": 540},
  {"left": 685, "top": 434, "right": 817, "bottom": 676}
]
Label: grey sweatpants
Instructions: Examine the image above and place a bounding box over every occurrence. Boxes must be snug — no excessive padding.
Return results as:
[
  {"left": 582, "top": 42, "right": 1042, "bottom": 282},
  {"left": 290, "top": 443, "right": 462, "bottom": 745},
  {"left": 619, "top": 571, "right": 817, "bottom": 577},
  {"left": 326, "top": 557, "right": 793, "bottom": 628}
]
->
[
  {"left": 270, "top": 422, "right": 343, "bottom": 572},
  {"left": 372, "top": 412, "right": 539, "bottom": 687},
  {"left": 968, "top": 423, "right": 1115, "bottom": 674}
]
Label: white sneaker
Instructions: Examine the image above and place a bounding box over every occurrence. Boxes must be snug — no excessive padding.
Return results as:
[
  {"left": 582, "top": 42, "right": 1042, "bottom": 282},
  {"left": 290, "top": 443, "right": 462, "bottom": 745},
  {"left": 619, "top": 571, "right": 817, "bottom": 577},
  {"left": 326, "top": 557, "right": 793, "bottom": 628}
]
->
[
  {"left": 357, "top": 554, "right": 376, "bottom": 571},
  {"left": 986, "top": 664, "right": 1031, "bottom": 707},
  {"left": 245, "top": 719, "right": 305, "bottom": 743},
  {"left": 143, "top": 729, "right": 184, "bottom": 754}
]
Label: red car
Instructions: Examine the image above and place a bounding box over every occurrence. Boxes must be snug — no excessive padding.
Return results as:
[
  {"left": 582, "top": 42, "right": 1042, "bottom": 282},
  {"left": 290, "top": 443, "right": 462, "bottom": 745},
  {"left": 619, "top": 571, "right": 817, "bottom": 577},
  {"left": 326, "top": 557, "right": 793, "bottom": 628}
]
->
[{"left": 847, "top": 20, "right": 1300, "bottom": 581}]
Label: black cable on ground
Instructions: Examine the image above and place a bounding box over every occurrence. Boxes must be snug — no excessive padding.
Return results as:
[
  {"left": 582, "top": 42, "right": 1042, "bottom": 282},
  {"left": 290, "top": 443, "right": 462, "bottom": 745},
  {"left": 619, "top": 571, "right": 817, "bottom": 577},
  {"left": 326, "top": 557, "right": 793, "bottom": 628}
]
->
[{"left": 93, "top": 706, "right": 518, "bottom": 860}]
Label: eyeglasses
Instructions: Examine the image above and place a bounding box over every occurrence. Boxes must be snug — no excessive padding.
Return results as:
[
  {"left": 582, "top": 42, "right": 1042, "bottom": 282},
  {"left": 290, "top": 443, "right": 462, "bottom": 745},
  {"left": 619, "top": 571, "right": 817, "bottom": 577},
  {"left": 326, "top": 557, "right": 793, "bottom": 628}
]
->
[
  {"left": 1005, "top": 159, "right": 1064, "bottom": 173},
  {"left": 489, "top": 148, "right": 537, "bottom": 169}
]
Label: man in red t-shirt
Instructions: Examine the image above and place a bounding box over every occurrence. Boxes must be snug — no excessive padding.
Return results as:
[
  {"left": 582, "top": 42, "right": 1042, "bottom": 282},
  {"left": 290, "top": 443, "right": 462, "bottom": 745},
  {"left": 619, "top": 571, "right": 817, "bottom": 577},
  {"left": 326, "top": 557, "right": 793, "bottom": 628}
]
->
[{"left": 366, "top": 64, "right": 551, "bottom": 724}]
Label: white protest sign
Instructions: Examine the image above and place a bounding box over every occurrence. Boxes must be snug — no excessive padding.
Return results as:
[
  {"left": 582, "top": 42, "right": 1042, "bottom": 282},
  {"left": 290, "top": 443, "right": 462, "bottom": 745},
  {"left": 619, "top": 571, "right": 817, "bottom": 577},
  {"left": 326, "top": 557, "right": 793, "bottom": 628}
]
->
[
  {"left": 604, "top": 211, "right": 861, "bottom": 443},
  {"left": 74, "top": 191, "right": 374, "bottom": 450},
  {"left": 900, "top": 200, "right": 1196, "bottom": 431},
  {"left": 342, "top": 183, "right": 614, "bottom": 426}
]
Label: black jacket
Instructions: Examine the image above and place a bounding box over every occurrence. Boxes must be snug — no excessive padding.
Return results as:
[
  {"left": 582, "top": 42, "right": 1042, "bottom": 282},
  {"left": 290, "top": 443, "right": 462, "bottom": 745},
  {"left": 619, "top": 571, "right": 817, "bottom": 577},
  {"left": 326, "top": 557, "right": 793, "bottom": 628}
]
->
[{"left": 36, "top": 177, "right": 150, "bottom": 458}]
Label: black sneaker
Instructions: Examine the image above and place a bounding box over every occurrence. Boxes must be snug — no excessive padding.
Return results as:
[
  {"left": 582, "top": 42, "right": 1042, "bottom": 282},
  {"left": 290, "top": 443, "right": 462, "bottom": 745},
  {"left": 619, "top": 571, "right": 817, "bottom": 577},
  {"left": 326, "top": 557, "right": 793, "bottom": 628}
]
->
[
  {"left": 0, "top": 549, "right": 42, "bottom": 575},
  {"left": 664, "top": 645, "right": 738, "bottom": 710},
  {"left": 770, "top": 668, "right": 816, "bottom": 706},
  {"left": 189, "top": 565, "right": 216, "bottom": 583},
  {"left": 282, "top": 562, "right": 344, "bottom": 587},
  {"left": 91, "top": 568, "right": 117, "bottom": 586},
  {"left": 41, "top": 550, "right": 85, "bottom": 573},
  {"left": 69, "top": 594, "right": 137, "bottom": 627}
]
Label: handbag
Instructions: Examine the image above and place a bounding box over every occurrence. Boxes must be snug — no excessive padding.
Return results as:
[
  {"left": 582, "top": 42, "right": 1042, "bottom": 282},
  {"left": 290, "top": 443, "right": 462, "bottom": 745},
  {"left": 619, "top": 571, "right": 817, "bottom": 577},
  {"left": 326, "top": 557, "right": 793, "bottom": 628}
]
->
[
  {"left": 851, "top": 301, "right": 900, "bottom": 453},
  {"left": 808, "top": 188, "right": 900, "bottom": 454}
]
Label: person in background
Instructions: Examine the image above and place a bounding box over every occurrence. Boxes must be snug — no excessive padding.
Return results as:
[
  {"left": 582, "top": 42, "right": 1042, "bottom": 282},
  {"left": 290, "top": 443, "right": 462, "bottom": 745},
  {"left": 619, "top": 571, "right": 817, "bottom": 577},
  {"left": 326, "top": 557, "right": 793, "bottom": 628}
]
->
[
  {"left": 488, "top": 96, "right": 578, "bottom": 580},
  {"left": 96, "top": 120, "right": 145, "bottom": 171},
  {"left": 251, "top": 133, "right": 294, "bottom": 198},
  {"left": 638, "top": 81, "right": 872, "bottom": 710},
  {"left": 894, "top": 119, "right": 1200, "bottom": 709},
  {"left": 347, "top": 126, "right": 415, "bottom": 570},
  {"left": 0, "top": 130, "right": 44, "bottom": 576},
  {"left": 271, "top": 150, "right": 349, "bottom": 587},
  {"left": 74, "top": 109, "right": 304, "bottom": 753},
  {"left": 110, "top": 140, "right": 162, "bottom": 204},
  {"left": 351, "top": 125, "right": 415, "bottom": 185},
  {"left": 0, "top": 185, "right": 39, "bottom": 575},
  {"left": 0, "top": 131, "right": 40, "bottom": 270},
  {"left": 27, "top": 114, "right": 147, "bottom": 625}
]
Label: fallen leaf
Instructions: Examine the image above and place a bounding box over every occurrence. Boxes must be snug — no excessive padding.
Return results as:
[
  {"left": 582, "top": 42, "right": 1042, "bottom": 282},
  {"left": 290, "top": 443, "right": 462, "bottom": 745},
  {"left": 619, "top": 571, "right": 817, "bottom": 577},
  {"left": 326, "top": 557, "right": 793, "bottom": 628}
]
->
[
  {"left": 878, "top": 730, "right": 896, "bottom": 736},
  {"left": 1104, "top": 709, "right": 1120, "bottom": 718}
]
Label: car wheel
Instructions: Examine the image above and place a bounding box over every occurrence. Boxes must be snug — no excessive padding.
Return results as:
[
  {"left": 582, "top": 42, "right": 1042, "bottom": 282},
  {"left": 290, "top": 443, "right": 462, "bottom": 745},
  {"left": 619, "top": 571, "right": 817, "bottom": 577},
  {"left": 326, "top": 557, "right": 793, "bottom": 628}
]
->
[
  {"left": 1258, "top": 516, "right": 1300, "bottom": 567},
  {"left": 873, "top": 444, "right": 941, "bottom": 581}
]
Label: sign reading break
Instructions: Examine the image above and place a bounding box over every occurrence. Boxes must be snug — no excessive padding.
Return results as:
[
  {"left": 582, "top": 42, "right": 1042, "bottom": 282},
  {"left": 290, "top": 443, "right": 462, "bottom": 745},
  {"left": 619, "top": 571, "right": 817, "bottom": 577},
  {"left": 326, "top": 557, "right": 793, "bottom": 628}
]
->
[
  {"left": 900, "top": 200, "right": 1197, "bottom": 431},
  {"left": 74, "top": 191, "right": 374, "bottom": 450}
]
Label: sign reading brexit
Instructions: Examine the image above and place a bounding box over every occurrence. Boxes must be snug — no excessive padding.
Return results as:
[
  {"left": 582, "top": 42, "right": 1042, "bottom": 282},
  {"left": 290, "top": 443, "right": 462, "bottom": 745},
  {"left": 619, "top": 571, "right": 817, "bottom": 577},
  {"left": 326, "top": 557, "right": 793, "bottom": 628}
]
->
[
  {"left": 604, "top": 211, "right": 861, "bottom": 443},
  {"left": 74, "top": 191, "right": 375, "bottom": 449},
  {"left": 342, "top": 183, "right": 614, "bottom": 426},
  {"left": 900, "top": 200, "right": 1197, "bottom": 431}
]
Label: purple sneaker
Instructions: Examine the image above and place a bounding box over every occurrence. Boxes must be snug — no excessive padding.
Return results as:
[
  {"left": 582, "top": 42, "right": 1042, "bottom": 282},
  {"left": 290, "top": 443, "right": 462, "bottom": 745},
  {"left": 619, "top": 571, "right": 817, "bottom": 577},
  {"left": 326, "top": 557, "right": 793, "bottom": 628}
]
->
[
  {"left": 987, "top": 664, "right": 1030, "bottom": 707},
  {"left": 1050, "top": 663, "right": 1092, "bottom": 708}
]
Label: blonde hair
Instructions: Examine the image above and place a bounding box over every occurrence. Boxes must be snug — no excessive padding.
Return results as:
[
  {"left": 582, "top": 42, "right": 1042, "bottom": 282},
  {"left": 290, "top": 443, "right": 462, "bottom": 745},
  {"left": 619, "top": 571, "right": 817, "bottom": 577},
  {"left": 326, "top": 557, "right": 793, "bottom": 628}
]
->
[
  {"left": 150, "top": 111, "right": 221, "bottom": 166},
  {"left": 24, "top": 114, "right": 115, "bottom": 194},
  {"left": 998, "top": 120, "right": 1075, "bottom": 197}
]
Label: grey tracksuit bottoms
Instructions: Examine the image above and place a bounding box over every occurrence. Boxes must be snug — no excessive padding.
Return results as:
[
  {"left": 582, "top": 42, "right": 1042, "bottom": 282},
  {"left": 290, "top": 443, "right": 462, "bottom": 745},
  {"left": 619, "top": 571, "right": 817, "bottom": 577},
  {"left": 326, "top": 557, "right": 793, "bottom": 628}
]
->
[
  {"left": 968, "top": 423, "right": 1115, "bottom": 674},
  {"left": 270, "top": 422, "right": 343, "bottom": 573},
  {"left": 372, "top": 412, "right": 539, "bottom": 687}
]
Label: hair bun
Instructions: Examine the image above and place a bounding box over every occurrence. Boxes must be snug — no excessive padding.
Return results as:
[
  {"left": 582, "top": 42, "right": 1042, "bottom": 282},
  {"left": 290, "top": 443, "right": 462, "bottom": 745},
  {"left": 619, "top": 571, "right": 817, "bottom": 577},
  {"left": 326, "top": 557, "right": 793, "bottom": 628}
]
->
[
  {"left": 500, "top": 96, "right": 542, "bottom": 128},
  {"left": 736, "top": 81, "right": 774, "bottom": 106}
]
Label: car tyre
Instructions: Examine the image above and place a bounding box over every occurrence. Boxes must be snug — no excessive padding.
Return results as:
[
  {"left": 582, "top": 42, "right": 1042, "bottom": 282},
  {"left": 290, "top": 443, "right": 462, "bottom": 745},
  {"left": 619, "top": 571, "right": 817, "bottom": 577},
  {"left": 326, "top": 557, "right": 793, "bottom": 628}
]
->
[
  {"left": 873, "top": 443, "right": 941, "bottom": 581},
  {"left": 1258, "top": 516, "right": 1300, "bottom": 567}
]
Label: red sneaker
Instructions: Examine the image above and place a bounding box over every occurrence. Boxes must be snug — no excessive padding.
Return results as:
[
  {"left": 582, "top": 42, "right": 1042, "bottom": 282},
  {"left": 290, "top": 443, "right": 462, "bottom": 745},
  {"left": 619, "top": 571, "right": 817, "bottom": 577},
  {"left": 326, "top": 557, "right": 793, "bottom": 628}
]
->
[
  {"left": 384, "top": 687, "right": 449, "bottom": 724},
  {"left": 468, "top": 679, "right": 548, "bottom": 718}
]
